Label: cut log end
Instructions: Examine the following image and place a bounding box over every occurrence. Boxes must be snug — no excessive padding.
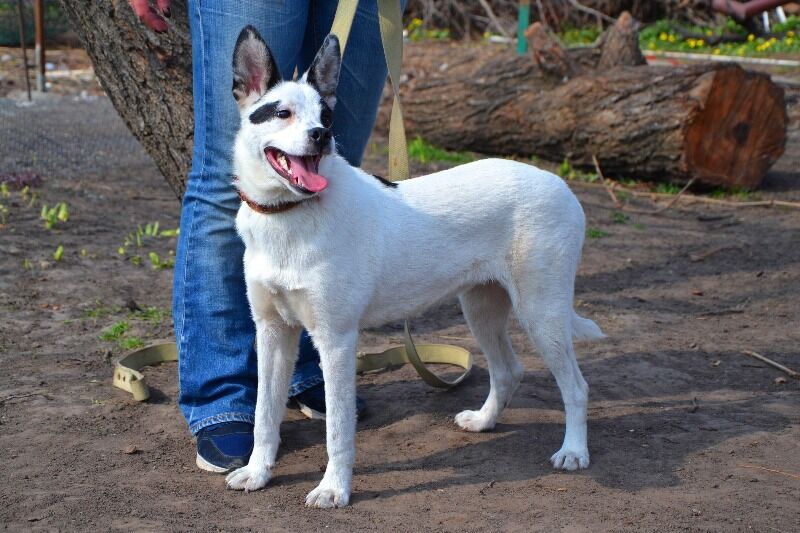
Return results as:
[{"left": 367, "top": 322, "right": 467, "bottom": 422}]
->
[{"left": 684, "top": 65, "right": 787, "bottom": 190}]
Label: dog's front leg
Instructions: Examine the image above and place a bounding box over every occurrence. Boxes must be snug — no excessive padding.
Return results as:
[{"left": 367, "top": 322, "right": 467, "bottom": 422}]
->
[
  {"left": 226, "top": 316, "right": 301, "bottom": 492},
  {"left": 305, "top": 329, "right": 358, "bottom": 508}
]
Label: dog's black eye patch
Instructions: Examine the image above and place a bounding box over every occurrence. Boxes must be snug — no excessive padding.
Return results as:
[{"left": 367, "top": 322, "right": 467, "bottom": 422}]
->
[
  {"left": 249, "top": 101, "right": 280, "bottom": 124},
  {"left": 372, "top": 174, "right": 398, "bottom": 188}
]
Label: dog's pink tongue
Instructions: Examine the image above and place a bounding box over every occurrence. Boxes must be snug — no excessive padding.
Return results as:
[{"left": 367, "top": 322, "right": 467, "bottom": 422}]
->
[{"left": 287, "top": 155, "right": 328, "bottom": 192}]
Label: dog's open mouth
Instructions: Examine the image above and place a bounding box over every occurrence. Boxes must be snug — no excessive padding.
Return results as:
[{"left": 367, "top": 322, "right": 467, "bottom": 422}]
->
[{"left": 265, "top": 148, "right": 328, "bottom": 194}]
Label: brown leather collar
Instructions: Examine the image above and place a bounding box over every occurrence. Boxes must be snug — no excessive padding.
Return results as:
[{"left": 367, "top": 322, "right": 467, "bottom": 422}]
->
[{"left": 236, "top": 186, "right": 315, "bottom": 214}]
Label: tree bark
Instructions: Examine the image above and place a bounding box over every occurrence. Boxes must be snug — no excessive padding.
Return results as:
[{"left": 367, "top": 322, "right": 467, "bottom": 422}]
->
[
  {"left": 58, "top": 0, "right": 192, "bottom": 199},
  {"left": 398, "top": 33, "right": 786, "bottom": 189}
]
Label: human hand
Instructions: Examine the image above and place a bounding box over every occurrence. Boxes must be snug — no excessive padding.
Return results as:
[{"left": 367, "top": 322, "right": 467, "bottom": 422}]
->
[{"left": 128, "top": 0, "right": 171, "bottom": 33}]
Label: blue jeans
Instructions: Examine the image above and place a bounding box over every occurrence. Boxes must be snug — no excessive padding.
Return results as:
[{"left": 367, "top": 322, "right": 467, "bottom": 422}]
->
[{"left": 174, "top": 0, "right": 391, "bottom": 434}]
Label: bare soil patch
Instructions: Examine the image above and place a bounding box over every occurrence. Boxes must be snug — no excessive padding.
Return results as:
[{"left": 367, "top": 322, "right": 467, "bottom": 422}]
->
[{"left": 1, "top": 66, "right": 799, "bottom": 531}]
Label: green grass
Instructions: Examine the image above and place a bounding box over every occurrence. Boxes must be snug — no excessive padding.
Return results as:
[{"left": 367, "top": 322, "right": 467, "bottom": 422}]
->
[
  {"left": 559, "top": 26, "right": 602, "bottom": 46},
  {"left": 709, "top": 187, "right": 757, "bottom": 201},
  {"left": 405, "top": 17, "right": 450, "bottom": 42},
  {"left": 120, "top": 337, "right": 145, "bottom": 350},
  {"left": 100, "top": 321, "right": 129, "bottom": 342},
  {"left": 558, "top": 158, "right": 598, "bottom": 183},
  {"left": 408, "top": 137, "right": 475, "bottom": 165},
  {"left": 640, "top": 17, "right": 800, "bottom": 57},
  {"left": 654, "top": 182, "right": 682, "bottom": 195},
  {"left": 611, "top": 211, "right": 630, "bottom": 224},
  {"left": 586, "top": 227, "right": 609, "bottom": 239},
  {"left": 135, "top": 306, "right": 170, "bottom": 325},
  {"left": 83, "top": 300, "right": 118, "bottom": 319}
]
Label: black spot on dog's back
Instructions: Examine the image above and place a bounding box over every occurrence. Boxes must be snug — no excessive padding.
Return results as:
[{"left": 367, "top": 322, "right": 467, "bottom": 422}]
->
[
  {"left": 249, "top": 101, "right": 279, "bottom": 124},
  {"left": 372, "top": 174, "right": 398, "bottom": 188}
]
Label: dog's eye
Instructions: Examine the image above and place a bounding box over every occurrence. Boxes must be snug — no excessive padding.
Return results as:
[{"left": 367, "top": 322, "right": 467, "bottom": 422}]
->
[{"left": 276, "top": 109, "right": 291, "bottom": 119}]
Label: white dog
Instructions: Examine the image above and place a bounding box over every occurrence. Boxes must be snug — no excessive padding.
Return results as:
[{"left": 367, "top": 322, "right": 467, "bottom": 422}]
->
[{"left": 224, "top": 26, "right": 604, "bottom": 508}]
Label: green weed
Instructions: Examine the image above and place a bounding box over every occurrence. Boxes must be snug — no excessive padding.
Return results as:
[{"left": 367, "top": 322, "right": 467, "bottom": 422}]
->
[
  {"left": 83, "top": 301, "right": 117, "bottom": 319},
  {"left": 611, "top": 211, "right": 630, "bottom": 224},
  {"left": 406, "top": 17, "right": 450, "bottom": 42},
  {"left": 40, "top": 202, "right": 69, "bottom": 229},
  {"left": 558, "top": 158, "right": 598, "bottom": 183},
  {"left": 586, "top": 227, "right": 609, "bottom": 239},
  {"left": 654, "top": 182, "right": 682, "bottom": 195},
  {"left": 100, "top": 321, "right": 130, "bottom": 341},
  {"left": 148, "top": 251, "right": 175, "bottom": 270},
  {"left": 709, "top": 187, "right": 756, "bottom": 201},
  {"left": 53, "top": 245, "right": 64, "bottom": 262},
  {"left": 559, "top": 27, "right": 602, "bottom": 46},
  {"left": 135, "top": 306, "right": 169, "bottom": 325},
  {"left": 408, "top": 137, "right": 475, "bottom": 164},
  {"left": 120, "top": 337, "right": 145, "bottom": 350}
]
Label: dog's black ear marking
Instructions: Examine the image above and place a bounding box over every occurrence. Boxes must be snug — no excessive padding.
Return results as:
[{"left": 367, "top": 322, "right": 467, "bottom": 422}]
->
[
  {"left": 249, "top": 101, "right": 280, "bottom": 124},
  {"left": 372, "top": 174, "right": 398, "bottom": 188},
  {"left": 320, "top": 101, "right": 333, "bottom": 129},
  {"left": 305, "top": 35, "right": 341, "bottom": 109},
  {"left": 232, "top": 25, "right": 281, "bottom": 108}
]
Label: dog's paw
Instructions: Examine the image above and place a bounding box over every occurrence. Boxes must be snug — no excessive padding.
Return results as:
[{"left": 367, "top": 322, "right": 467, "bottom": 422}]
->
[
  {"left": 455, "top": 409, "right": 495, "bottom": 432},
  {"left": 550, "top": 447, "right": 590, "bottom": 471},
  {"left": 225, "top": 464, "right": 271, "bottom": 492},
  {"left": 305, "top": 483, "right": 350, "bottom": 508}
]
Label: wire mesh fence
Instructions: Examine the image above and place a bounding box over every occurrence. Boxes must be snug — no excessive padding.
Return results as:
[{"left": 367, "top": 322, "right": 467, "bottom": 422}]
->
[
  {"left": 0, "top": 0, "right": 75, "bottom": 46},
  {"left": 0, "top": 95, "right": 154, "bottom": 183}
]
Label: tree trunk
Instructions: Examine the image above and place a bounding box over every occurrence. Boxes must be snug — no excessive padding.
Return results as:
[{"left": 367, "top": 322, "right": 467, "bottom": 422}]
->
[
  {"left": 398, "top": 29, "right": 786, "bottom": 189},
  {"left": 58, "top": 0, "right": 192, "bottom": 199}
]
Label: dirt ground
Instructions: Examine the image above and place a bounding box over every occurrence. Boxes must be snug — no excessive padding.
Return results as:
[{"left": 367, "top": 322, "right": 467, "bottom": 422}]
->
[{"left": 1, "top": 51, "right": 799, "bottom": 532}]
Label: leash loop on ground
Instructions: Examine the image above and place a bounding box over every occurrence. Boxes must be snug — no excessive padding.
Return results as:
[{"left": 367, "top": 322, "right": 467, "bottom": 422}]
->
[{"left": 114, "top": 339, "right": 472, "bottom": 401}]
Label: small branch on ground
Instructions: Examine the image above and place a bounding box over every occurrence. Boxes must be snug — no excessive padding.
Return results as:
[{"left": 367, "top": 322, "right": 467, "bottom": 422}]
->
[
  {"left": 0, "top": 391, "right": 51, "bottom": 405},
  {"left": 592, "top": 155, "right": 622, "bottom": 209},
  {"left": 742, "top": 350, "right": 800, "bottom": 379},
  {"left": 737, "top": 464, "right": 800, "bottom": 480},
  {"left": 654, "top": 177, "right": 697, "bottom": 214}
]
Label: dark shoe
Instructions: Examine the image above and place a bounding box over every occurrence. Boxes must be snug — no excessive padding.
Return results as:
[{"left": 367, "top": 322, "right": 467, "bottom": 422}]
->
[
  {"left": 291, "top": 383, "right": 366, "bottom": 420},
  {"left": 195, "top": 421, "right": 254, "bottom": 473}
]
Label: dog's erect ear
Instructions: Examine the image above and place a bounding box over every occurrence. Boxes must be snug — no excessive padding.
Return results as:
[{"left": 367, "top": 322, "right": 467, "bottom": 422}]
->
[
  {"left": 305, "top": 35, "right": 341, "bottom": 109},
  {"left": 232, "top": 25, "right": 281, "bottom": 108}
]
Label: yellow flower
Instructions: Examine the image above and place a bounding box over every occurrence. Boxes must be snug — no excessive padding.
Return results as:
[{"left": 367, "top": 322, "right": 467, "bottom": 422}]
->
[
  {"left": 659, "top": 32, "right": 668, "bottom": 41},
  {"left": 787, "top": 37, "right": 795, "bottom": 45},
  {"left": 748, "top": 34, "right": 755, "bottom": 42},
  {"left": 713, "top": 48, "right": 721, "bottom": 55},
  {"left": 668, "top": 35, "right": 676, "bottom": 43},
  {"left": 697, "top": 39, "right": 704, "bottom": 47},
  {"left": 788, "top": 30, "right": 796, "bottom": 37}
]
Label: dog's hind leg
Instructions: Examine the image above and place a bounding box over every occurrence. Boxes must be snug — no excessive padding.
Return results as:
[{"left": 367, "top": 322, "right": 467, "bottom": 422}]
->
[
  {"left": 455, "top": 282, "right": 523, "bottom": 432},
  {"left": 517, "top": 300, "right": 590, "bottom": 471}
]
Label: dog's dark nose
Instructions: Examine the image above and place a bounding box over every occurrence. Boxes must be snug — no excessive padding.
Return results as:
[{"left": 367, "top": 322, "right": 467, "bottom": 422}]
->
[{"left": 308, "top": 127, "right": 331, "bottom": 147}]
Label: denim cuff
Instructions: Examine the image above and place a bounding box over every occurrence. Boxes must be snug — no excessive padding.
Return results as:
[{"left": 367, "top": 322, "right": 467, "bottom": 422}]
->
[
  {"left": 288, "top": 369, "right": 324, "bottom": 398},
  {"left": 189, "top": 411, "right": 256, "bottom": 435}
]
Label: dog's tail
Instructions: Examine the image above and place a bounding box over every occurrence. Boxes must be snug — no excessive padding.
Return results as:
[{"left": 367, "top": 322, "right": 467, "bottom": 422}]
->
[{"left": 572, "top": 311, "right": 605, "bottom": 342}]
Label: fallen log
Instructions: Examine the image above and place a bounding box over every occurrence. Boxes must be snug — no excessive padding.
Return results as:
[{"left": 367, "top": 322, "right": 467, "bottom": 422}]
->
[{"left": 397, "top": 17, "right": 787, "bottom": 189}]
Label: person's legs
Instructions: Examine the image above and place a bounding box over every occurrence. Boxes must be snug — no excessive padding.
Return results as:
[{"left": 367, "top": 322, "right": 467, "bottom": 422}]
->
[
  {"left": 175, "top": 0, "right": 315, "bottom": 436},
  {"left": 298, "top": 0, "right": 404, "bottom": 167}
]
